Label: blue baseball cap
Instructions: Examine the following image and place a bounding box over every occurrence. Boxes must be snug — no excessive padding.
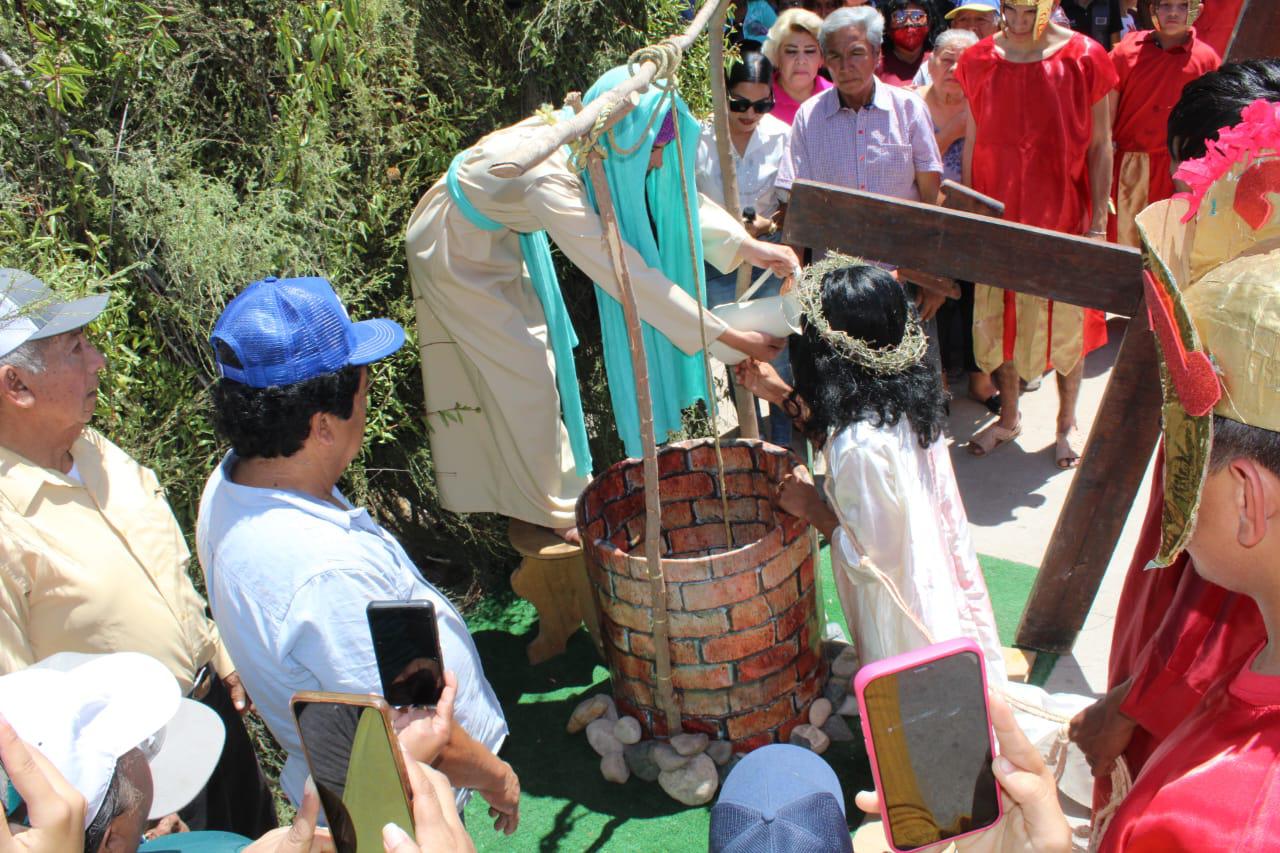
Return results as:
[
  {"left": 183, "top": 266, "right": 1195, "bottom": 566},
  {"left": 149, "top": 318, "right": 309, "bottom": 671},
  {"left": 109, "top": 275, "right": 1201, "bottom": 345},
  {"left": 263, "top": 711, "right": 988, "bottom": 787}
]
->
[
  {"left": 211, "top": 276, "right": 404, "bottom": 388},
  {"left": 946, "top": 0, "right": 1000, "bottom": 18},
  {"left": 710, "top": 744, "right": 853, "bottom": 852}
]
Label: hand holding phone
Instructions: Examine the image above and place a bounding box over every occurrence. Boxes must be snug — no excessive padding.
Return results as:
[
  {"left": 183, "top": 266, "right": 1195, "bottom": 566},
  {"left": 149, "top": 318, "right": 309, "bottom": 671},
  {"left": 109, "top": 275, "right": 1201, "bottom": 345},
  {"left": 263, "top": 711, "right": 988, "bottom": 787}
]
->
[
  {"left": 855, "top": 691, "right": 1073, "bottom": 853},
  {"left": 367, "top": 602, "right": 445, "bottom": 707},
  {"left": 292, "top": 694, "right": 416, "bottom": 853},
  {"left": 855, "top": 639, "right": 1002, "bottom": 852}
]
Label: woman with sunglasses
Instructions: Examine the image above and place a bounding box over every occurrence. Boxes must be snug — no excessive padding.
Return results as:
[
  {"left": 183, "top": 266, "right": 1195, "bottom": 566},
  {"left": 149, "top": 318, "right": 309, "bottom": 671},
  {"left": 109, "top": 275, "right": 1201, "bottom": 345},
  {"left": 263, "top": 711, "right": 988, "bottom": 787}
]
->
[
  {"left": 762, "top": 8, "right": 832, "bottom": 125},
  {"left": 695, "top": 51, "right": 797, "bottom": 448},
  {"left": 880, "top": 0, "right": 942, "bottom": 87}
]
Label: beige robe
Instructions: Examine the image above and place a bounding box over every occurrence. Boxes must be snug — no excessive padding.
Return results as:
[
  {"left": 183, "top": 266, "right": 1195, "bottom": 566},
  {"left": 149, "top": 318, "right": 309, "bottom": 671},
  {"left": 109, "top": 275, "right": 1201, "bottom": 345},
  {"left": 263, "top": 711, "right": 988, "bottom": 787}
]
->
[{"left": 405, "top": 117, "right": 748, "bottom": 529}]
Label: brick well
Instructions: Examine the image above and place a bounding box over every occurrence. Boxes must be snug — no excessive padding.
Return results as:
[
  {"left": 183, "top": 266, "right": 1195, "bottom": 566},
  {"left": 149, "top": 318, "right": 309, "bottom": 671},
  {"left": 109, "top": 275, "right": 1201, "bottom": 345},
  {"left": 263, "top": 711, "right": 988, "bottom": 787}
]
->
[{"left": 576, "top": 438, "right": 826, "bottom": 752}]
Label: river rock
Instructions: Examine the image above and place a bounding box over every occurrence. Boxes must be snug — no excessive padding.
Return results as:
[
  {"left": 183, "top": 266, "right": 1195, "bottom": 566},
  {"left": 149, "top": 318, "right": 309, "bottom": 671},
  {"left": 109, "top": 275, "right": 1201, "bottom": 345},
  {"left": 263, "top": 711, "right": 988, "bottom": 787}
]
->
[
  {"left": 821, "top": 714, "right": 855, "bottom": 743},
  {"left": 838, "top": 695, "right": 859, "bottom": 717},
  {"left": 716, "top": 754, "right": 742, "bottom": 785},
  {"left": 658, "top": 754, "right": 719, "bottom": 806},
  {"left": 822, "top": 639, "right": 852, "bottom": 661},
  {"left": 789, "top": 723, "right": 831, "bottom": 755},
  {"left": 653, "top": 742, "right": 690, "bottom": 772},
  {"left": 808, "top": 697, "right": 833, "bottom": 728},
  {"left": 823, "top": 676, "right": 849, "bottom": 706},
  {"left": 614, "top": 716, "right": 642, "bottom": 745},
  {"left": 586, "top": 718, "right": 624, "bottom": 755},
  {"left": 706, "top": 740, "right": 733, "bottom": 766},
  {"left": 601, "top": 751, "right": 630, "bottom": 784},
  {"left": 624, "top": 740, "right": 661, "bottom": 782},
  {"left": 601, "top": 694, "right": 619, "bottom": 722},
  {"left": 567, "top": 694, "right": 610, "bottom": 734},
  {"left": 830, "top": 646, "right": 860, "bottom": 679},
  {"left": 670, "top": 732, "right": 709, "bottom": 756}
]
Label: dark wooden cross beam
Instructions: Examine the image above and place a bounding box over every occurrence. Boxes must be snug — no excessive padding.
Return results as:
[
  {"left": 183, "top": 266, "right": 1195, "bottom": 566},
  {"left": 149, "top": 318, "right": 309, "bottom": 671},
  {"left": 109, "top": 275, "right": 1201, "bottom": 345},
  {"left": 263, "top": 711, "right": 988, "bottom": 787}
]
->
[{"left": 780, "top": 0, "right": 1277, "bottom": 656}]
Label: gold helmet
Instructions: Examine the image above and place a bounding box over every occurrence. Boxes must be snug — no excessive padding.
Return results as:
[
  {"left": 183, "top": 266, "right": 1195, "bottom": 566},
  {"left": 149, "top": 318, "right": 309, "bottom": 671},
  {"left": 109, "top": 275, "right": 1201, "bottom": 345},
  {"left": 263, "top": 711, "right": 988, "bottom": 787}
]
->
[
  {"left": 1152, "top": 0, "right": 1203, "bottom": 33},
  {"left": 1137, "top": 99, "right": 1280, "bottom": 567},
  {"left": 1002, "top": 0, "right": 1054, "bottom": 40}
]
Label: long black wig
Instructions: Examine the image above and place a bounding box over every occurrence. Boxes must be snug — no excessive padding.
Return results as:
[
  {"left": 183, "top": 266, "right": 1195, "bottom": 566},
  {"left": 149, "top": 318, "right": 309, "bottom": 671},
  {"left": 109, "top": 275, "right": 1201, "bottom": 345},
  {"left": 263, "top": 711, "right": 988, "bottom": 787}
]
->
[{"left": 789, "top": 263, "right": 948, "bottom": 449}]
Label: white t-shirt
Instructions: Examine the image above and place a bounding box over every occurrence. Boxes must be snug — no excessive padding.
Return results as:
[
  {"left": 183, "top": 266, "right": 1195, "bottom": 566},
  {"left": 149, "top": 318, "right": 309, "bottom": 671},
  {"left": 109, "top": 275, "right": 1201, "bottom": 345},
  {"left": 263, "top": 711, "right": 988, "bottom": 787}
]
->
[
  {"left": 196, "top": 452, "right": 507, "bottom": 809},
  {"left": 695, "top": 112, "right": 790, "bottom": 219}
]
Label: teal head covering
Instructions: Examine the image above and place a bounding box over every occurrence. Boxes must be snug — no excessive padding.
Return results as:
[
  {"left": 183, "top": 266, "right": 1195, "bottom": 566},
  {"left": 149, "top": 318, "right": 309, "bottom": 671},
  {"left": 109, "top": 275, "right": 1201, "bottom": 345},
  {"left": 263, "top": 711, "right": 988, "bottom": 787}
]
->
[{"left": 580, "top": 66, "right": 710, "bottom": 459}]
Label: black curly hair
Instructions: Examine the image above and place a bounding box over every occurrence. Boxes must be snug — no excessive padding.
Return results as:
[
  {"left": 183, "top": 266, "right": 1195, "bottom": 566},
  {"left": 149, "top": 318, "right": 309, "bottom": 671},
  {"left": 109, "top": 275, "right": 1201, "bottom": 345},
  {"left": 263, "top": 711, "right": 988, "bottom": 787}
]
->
[
  {"left": 789, "top": 263, "right": 948, "bottom": 449},
  {"left": 880, "top": 0, "right": 946, "bottom": 52},
  {"left": 210, "top": 340, "right": 362, "bottom": 459},
  {"left": 1168, "top": 60, "right": 1280, "bottom": 164}
]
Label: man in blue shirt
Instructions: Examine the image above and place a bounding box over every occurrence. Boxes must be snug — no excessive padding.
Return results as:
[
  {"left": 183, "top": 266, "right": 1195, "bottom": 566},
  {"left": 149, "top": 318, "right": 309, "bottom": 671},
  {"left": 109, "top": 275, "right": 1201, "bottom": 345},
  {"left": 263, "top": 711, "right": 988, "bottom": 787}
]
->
[{"left": 195, "top": 276, "right": 516, "bottom": 834}]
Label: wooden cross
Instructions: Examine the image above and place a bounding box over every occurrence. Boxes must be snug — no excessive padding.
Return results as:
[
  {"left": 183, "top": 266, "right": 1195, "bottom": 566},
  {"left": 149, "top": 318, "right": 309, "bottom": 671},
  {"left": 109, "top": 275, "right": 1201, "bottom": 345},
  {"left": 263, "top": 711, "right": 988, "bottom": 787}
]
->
[{"left": 781, "top": 0, "right": 1278, "bottom": 656}]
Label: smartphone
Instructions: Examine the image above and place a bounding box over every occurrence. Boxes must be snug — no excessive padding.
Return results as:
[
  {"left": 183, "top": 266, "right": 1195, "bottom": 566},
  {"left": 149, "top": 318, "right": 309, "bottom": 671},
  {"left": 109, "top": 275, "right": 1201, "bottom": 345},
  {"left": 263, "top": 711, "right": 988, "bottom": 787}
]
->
[
  {"left": 291, "top": 692, "right": 415, "bottom": 853},
  {"left": 366, "top": 600, "right": 445, "bottom": 707},
  {"left": 0, "top": 764, "right": 24, "bottom": 824},
  {"left": 854, "top": 638, "right": 1002, "bottom": 852}
]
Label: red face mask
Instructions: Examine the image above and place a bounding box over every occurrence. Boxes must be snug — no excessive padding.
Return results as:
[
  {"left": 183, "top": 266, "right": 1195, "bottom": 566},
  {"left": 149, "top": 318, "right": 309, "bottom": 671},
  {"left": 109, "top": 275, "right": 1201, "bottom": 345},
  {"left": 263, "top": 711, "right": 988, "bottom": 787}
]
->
[{"left": 890, "top": 25, "right": 928, "bottom": 52}]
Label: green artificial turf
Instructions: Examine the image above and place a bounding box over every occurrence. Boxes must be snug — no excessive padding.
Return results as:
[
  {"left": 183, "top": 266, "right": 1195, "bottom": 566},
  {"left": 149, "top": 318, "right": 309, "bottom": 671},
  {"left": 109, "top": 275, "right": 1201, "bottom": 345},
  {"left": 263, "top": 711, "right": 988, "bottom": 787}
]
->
[{"left": 461, "top": 548, "right": 1039, "bottom": 851}]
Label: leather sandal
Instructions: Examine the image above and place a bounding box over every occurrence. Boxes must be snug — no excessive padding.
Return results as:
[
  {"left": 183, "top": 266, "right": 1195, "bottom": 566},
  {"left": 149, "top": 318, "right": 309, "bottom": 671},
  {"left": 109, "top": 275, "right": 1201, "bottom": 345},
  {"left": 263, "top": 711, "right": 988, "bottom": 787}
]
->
[
  {"left": 1055, "top": 428, "right": 1083, "bottom": 469},
  {"left": 968, "top": 417, "right": 1022, "bottom": 457}
]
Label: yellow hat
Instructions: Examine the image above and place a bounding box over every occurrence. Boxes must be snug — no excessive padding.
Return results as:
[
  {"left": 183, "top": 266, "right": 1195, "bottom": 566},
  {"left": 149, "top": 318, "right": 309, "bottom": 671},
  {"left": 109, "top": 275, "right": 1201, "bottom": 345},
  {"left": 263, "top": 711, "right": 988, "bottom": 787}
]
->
[
  {"left": 1003, "top": 0, "right": 1053, "bottom": 40},
  {"left": 1136, "top": 99, "right": 1280, "bottom": 567}
]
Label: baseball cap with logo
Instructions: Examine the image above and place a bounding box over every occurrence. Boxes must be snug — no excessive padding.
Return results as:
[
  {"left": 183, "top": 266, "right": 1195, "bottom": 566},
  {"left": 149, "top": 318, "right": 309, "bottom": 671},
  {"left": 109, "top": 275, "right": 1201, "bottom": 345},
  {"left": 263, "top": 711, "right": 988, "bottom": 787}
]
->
[
  {"left": 946, "top": 0, "right": 1001, "bottom": 18},
  {"left": 211, "top": 276, "right": 405, "bottom": 388},
  {"left": 710, "top": 743, "right": 853, "bottom": 852},
  {"left": 0, "top": 269, "right": 109, "bottom": 360},
  {"left": 0, "top": 652, "right": 225, "bottom": 826}
]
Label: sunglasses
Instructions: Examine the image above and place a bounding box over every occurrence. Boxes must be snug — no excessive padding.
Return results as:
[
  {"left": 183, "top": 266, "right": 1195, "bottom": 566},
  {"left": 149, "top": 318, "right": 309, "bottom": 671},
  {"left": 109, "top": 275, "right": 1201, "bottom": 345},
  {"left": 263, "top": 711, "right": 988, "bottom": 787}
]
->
[
  {"left": 728, "top": 96, "right": 775, "bottom": 114},
  {"left": 891, "top": 9, "right": 929, "bottom": 24}
]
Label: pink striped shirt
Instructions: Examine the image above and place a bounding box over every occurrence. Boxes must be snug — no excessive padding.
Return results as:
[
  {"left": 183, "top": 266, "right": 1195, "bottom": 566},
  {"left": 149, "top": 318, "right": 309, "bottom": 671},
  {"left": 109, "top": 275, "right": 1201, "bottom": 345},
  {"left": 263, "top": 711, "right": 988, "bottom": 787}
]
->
[{"left": 776, "top": 78, "right": 942, "bottom": 202}]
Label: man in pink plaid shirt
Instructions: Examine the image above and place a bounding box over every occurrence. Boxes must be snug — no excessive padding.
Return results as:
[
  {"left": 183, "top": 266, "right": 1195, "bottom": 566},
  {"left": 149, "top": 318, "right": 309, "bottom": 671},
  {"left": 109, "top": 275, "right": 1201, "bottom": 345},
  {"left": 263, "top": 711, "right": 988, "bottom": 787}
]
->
[{"left": 775, "top": 5, "right": 946, "bottom": 313}]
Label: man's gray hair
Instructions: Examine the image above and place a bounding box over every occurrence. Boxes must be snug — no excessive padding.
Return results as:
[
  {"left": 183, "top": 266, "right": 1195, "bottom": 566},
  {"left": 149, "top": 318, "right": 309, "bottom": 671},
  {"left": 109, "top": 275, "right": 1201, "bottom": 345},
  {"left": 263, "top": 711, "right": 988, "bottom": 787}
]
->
[
  {"left": 820, "top": 6, "right": 885, "bottom": 53},
  {"left": 0, "top": 338, "right": 46, "bottom": 374},
  {"left": 934, "top": 28, "right": 980, "bottom": 53}
]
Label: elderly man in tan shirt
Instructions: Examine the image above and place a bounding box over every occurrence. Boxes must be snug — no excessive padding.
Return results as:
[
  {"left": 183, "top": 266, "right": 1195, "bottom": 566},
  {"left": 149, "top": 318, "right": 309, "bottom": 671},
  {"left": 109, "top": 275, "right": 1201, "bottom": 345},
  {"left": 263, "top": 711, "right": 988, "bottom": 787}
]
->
[{"left": 0, "top": 269, "right": 275, "bottom": 839}]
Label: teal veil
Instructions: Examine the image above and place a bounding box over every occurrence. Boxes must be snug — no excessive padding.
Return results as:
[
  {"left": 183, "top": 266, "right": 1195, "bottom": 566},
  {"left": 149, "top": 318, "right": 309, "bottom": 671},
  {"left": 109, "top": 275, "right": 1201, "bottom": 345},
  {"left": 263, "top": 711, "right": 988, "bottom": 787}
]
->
[{"left": 580, "top": 66, "right": 710, "bottom": 459}]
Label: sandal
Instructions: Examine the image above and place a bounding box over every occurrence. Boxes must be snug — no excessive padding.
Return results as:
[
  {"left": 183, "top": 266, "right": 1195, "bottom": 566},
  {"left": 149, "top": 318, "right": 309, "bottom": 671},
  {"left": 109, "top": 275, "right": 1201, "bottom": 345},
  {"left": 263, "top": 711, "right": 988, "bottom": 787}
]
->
[
  {"left": 968, "top": 418, "right": 1022, "bottom": 457},
  {"left": 1055, "top": 428, "right": 1083, "bottom": 469}
]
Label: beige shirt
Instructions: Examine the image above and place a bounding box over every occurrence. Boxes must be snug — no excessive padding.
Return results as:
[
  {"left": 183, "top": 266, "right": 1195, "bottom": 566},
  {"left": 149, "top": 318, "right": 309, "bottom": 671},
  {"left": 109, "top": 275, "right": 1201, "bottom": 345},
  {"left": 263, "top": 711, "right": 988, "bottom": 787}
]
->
[{"left": 0, "top": 429, "right": 233, "bottom": 690}]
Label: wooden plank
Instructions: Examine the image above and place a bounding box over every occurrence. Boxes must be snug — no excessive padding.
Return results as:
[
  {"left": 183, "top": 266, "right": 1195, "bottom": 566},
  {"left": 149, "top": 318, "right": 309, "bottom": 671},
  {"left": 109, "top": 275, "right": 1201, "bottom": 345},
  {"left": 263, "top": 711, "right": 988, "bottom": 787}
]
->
[
  {"left": 783, "top": 180, "right": 1144, "bottom": 316},
  {"left": 1224, "top": 0, "right": 1280, "bottom": 63},
  {"left": 1014, "top": 311, "right": 1163, "bottom": 654},
  {"left": 940, "top": 179, "right": 1005, "bottom": 218}
]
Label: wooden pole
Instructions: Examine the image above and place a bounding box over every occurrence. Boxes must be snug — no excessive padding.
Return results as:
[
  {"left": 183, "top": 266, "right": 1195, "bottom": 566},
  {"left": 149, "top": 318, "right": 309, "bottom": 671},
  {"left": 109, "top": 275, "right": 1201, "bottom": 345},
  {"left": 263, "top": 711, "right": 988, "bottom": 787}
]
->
[
  {"left": 1014, "top": 311, "right": 1163, "bottom": 653},
  {"left": 487, "top": 0, "right": 725, "bottom": 179},
  {"left": 708, "top": 0, "right": 761, "bottom": 440},
  {"left": 585, "top": 152, "right": 682, "bottom": 735}
]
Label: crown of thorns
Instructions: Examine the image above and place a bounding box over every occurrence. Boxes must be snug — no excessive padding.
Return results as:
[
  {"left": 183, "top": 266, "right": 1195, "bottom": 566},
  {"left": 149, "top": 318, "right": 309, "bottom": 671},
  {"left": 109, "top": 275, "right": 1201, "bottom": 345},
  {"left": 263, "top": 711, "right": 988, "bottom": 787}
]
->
[{"left": 792, "top": 253, "right": 929, "bottom": 375}]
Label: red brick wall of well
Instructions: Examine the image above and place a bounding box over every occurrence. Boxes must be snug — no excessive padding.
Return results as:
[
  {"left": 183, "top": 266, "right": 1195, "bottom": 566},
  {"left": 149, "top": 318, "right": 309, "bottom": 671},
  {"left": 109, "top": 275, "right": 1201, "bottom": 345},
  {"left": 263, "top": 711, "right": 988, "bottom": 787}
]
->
[{"left": 576, "top": 439, "right": 827, "bottom": 752}]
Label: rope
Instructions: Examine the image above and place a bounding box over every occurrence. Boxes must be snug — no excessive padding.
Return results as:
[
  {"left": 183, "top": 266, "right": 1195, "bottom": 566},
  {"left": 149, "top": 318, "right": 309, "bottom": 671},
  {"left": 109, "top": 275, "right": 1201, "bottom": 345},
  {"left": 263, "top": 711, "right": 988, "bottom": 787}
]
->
[{"left": 668, "top": 72, "right": 735, "bottom": 551}]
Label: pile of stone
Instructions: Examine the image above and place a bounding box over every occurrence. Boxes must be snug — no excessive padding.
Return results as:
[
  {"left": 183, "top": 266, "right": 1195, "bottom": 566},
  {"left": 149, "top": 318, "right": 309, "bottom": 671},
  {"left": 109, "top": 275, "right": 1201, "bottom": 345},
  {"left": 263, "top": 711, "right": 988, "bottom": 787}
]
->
[
  {"left": 568, "top": 642, "right": 864, "bottom": 807},
  {"left": 567, "top": 693, "right": 735, "bottom": 806}
]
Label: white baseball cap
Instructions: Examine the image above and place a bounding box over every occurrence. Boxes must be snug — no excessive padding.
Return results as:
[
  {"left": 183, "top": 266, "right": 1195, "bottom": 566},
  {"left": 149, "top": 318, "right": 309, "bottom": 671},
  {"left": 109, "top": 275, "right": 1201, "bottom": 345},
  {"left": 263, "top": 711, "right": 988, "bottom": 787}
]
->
[
  {"left": 0, "top": 269, "right": 109, "bottom": 360},
  {"left": 0, "top": 652, "right": 225, "bottom": 826}
]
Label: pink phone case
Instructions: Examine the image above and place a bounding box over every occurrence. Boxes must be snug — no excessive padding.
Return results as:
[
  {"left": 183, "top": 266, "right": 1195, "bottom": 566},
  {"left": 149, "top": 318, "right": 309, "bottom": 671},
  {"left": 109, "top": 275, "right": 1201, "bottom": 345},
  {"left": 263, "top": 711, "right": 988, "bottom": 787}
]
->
[{"left": 853, "top": 638, "right": 1002, "bottom": 853}]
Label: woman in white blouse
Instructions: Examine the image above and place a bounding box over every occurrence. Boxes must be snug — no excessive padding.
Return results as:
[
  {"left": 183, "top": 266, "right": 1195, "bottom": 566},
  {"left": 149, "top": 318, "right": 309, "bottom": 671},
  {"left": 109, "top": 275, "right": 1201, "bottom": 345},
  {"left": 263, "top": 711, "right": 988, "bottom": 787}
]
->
[
  {"left": 696, "top": 49, "right": 795, "bottom": 446},
  {"left": 735, "top": 259, "right": 1006, "bottom": 681}
]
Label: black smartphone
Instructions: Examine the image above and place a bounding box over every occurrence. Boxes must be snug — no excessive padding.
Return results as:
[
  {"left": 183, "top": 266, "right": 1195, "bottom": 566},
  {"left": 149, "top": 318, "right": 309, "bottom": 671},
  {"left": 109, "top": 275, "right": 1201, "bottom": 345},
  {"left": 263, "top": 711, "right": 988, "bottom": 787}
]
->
[
  {"left": 366, "top": 600, "right": 445, "bottom": 707},
  {"left": 854, "top": 639, "right": 1002, "bottom": 852},
  {"left": 292, "top": 692, "right": 415, "bottom": 853}
]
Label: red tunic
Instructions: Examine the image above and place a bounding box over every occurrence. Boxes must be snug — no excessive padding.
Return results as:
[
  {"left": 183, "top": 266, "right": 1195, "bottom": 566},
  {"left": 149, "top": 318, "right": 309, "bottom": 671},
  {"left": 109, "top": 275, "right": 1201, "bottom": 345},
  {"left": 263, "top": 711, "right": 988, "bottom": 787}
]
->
[
  {"left": 1107, "top": 29, "right": 1221, "bottom": 241},
  {"left": 956, "top": 35, "right": 1117, "bottom": 363},
  {"left": 1098, "top": 645, "right": 1280, "bottom": 853},
  {"left": 1194, "top": 0, "right": 1246, "bottom": 57},
  {"left": 1095, "top": 444, "right": 1266, "bottom": 812}
]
